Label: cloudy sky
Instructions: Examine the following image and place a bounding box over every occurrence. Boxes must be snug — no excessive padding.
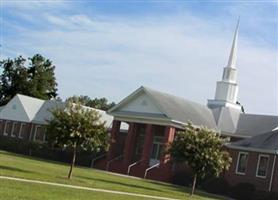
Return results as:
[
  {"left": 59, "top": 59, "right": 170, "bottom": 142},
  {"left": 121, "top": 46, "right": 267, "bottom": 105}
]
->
[{"left": 0, "top": 1, "right": 277, "bottom": 115}]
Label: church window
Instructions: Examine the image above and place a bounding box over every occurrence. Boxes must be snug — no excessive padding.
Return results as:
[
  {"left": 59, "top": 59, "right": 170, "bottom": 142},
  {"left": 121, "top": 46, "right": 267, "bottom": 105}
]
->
[
  {"left": 236, "top": 152, "right": 248, "bottom": 175},
  {"left": 256, "top": 154, "right": 269, "bottom": 178}
]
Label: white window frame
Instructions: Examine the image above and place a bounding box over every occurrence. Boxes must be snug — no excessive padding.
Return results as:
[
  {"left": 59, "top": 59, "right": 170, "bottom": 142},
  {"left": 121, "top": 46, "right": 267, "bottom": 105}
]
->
[
  {"left": 34, "top": 125, "right": 41, "bottom": 141},
  {"left": 11, "top": 122, "right": 17, "bottom": 137},
  {"left": 235, "top": 151, "right": 249, "bottom": 175},
  {"left": 18, "top": 123, "right": 26, "bottom": 139},
  {"left": 3, "top": 121, "right": 10, "bottom": 136},
  {"left": 256, "top": 154, "right": 269, "bottom": 178}
]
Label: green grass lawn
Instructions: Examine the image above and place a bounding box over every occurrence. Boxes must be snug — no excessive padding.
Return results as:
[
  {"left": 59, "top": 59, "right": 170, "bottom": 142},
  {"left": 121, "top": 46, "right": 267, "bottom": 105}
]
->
[{"left": 0, "top": 151, "right": 224, "bottom": 200}]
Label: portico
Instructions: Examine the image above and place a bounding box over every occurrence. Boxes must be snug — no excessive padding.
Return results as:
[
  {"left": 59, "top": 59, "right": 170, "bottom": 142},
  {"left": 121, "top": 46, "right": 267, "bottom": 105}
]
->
[
  {"left": 106, "top": 119, "right": 176, "bottom": 180},
  {"left": 101, "top": 85, "right": 216, "bottom": 181}
]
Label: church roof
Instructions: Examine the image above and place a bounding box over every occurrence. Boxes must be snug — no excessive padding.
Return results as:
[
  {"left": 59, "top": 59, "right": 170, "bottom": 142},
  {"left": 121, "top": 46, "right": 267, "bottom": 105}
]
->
[
  {"left": 109, "top": 86, "right": 277, "bottom": 137},
  {"left": 235, "top": 114, "right": 278, "bottom": 137},
  {"left": 109, "top": 86, "right": 217, "bottom": 129},
  {"left": 212, "top": 107, "right": 278, "bottom": 138},
  {"left": 143, "top": 87, "right": 217, "bottom": 128},
  {"left": 32, "top": 100, "right": 64, "bottom": 125},
  {"left": 227, "top": 129, "right": 278, "bottom": 154},
  {"left": 0, "top": 94, "right": 128, "bottom": 131}
]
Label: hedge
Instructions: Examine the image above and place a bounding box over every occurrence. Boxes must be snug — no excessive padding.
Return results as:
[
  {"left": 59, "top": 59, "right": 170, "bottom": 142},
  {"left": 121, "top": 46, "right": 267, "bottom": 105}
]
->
[{"left": 0, "top": 136, "right": 104, "bottom": 167}]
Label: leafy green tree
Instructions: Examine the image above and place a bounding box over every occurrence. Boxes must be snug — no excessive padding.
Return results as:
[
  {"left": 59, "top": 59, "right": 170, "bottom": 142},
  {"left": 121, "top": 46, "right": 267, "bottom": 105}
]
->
[
  {"left": 0, "top": 54, "right": 58, "bottom": 105},
  {"left": 28, "top": 54, "right": 57, "bottom": 100},
  {"left": 46, "top": 101, "right": 108, "bottom": 179},
  {"left": 67, "top": 95, "right": 115, "bottom": 111},
  {"left": 169, "top": 123, "right": 231, "bottom": 196}
]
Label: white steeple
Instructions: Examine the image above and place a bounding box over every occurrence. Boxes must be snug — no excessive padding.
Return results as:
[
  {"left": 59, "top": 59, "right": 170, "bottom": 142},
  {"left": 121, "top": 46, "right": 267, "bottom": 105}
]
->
[
  {"left": 227, "top": 18, "right": 239, "bottom": 68},
  {"left": 207, "top": 19, "right": 242, "bottom": 111}
]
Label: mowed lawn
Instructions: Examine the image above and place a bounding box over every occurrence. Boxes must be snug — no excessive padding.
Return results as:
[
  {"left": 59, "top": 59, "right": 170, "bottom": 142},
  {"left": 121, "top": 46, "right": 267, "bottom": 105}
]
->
[{"left": 0, "top": 151, "right": 224, "bottom": 200}]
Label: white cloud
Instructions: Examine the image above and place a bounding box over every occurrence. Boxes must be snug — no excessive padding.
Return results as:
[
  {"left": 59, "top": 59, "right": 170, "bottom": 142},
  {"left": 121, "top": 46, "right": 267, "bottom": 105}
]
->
[{"left": 1, "top": 5, "right": 277, "bottom": 115}]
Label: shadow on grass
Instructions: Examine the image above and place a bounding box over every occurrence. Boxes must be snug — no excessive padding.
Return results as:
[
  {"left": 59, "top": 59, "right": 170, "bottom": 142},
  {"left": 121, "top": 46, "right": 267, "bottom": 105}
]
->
[
  {"left": 146, "top": 180, "right": 226, "bottom": 200},
  {"left": 0, "top": 165, "right": 33, "bottom": 174},
  {"left": 75, "top": 175, "right": 162, "bottom": 193}
]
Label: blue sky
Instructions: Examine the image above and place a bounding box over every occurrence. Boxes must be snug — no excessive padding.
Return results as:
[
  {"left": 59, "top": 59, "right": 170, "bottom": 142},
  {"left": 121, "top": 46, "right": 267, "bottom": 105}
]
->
[{"left": 0, "top": 1, "right": 277, "bottom": 115}]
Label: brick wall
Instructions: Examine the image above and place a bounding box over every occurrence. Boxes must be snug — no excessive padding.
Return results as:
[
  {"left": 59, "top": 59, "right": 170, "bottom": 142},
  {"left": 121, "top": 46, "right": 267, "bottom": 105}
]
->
[
  {"left": 0, "top": 119, "right": 46, "bottom": 142},
  {"left": 225, "top": 148, "right": 277, "bottom": 192}
]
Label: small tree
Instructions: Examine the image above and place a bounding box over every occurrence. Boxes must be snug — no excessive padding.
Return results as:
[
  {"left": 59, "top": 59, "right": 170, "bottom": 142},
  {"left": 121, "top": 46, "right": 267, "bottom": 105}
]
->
[
  {"left": 169, "top": 123, "right": 231, "bottom": 196},
  {"left": 46, "top": 101, "right": 108, "bottom": 179}
]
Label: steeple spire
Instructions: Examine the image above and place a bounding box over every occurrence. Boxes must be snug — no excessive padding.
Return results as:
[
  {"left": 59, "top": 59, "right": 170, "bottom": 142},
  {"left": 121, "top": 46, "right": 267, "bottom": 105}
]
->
[
  {"left": 207, "top": 18, "right": 242, "bottom": 112},
  {"left": 227, "top": 18, "right": 240, "bottom": 68}
]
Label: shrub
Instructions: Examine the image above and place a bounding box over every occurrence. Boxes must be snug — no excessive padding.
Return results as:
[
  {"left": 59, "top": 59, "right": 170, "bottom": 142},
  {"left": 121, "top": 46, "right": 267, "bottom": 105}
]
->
[
  {"left": 202, "top": 177, "right": 230, "bottom": 196},
  {"left": 230, "top": 182, "right": 256, "bottom": 200},
  {"left": 172, "top": 170, "right": 193, "bottom": 187}
]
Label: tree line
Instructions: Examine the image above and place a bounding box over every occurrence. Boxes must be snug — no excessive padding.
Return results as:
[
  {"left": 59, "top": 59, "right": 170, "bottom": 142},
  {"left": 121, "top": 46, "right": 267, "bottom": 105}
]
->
[{"left": 0, "top": 54, "right": 115, "bottom": 111}]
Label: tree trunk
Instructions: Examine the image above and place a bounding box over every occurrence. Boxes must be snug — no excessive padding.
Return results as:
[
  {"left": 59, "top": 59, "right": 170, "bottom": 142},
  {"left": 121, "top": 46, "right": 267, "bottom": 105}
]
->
[
  {"left": 190, "top": 174, "right": 197, "bottom": 196},
  {"left": 68, "top": 143, "right": 77, "bottom": 179}
]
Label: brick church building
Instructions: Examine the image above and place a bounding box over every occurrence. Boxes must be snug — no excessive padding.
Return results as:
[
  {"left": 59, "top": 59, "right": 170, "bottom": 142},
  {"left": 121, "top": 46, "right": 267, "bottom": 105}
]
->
[
  {"left": 94, "top": 21, "right": 278, "bottom": 192},
  {"left": 0, "top": 21, "right": 277, "bottom": 193}
]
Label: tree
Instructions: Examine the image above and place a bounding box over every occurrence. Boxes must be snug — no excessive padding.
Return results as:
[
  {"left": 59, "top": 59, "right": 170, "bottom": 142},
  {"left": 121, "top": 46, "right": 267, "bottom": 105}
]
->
[
  {"left": 46, "top": 101, "right": 108, "bottom": 179},
  {"left": 169, "top": 123, "right": 231, "bottom": 196},
  {"left": 66, "top": 95, "right": 115, "bottom": 111},
  {"left": 0, "top": 54, "right": 58, "bottom": 105}
]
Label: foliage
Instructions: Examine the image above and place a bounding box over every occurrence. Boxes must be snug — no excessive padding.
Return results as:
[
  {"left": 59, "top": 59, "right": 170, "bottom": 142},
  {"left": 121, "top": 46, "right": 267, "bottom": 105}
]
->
[
  {"left": 46, "top": 101, "right": 108, "bottom": 178},
  {"left": 66, "top": 95, "right": 115, "bottom": 111},
  {"left": 0, "top": 135, "right": 99, "bottom": 167},
  {"left": 230, "top": 182, "right": 256, "bottom": 200},
  {"left": 0, "top": 54, "right": 58, "bottom": 105},
  {"left": 169, "top": 122, "right": 232, "bottom": 195}
]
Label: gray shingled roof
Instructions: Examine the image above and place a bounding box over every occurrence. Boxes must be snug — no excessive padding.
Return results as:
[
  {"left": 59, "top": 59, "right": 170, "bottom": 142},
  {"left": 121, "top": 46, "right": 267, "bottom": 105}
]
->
[
  {"left": 32, "top": 100, "right": 65, "bottom": 125},
  {"left": 235, "top": 114, "right": 278, "bottom": 137},
  {"left": 144, "top": 87, "right": 217, "bottom": 129},
  {"left": 228, "top": 129, "right": 278, "bottom": 152}
]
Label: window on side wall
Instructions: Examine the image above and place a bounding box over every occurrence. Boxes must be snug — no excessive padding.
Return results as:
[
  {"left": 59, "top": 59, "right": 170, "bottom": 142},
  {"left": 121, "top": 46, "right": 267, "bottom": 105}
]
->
[
  {"left": 18, "top": 123, "right": 26, "bottom": 139},
  {"left": 256, "top": 154, "right": 269, "bottom": 178},
  {"left": 236, "top": 152, "right": 248, "bottom": 175},
  {"left": 11, "top": 122, "right": 17, "bottom": 137},
  {"left": 3, "top": 121, "right": 11, "bottom": 136}
]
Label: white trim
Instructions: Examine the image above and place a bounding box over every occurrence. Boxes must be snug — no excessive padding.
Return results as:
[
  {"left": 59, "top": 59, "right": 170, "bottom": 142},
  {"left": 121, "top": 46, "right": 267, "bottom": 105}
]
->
[
  {"left": 269, "top": 155, "right": 276, "bottom": 192},
  {"left": 11, "top": 122, "right": 17, "bottom": 137},
  {"left": 18, "top": 123, "right": 26, "bottom": 139},
  {"left": 256, "top": 154, "right": 269, "bottom": 179},
  {"left": 3, "top": 121, "right": 9, "bottom": 136},
  {"left": 33, "top": 125, "right": 41, "bottom": 141},
  {"left": 235, "top": 151, "right": 248, "bottom": 175}
]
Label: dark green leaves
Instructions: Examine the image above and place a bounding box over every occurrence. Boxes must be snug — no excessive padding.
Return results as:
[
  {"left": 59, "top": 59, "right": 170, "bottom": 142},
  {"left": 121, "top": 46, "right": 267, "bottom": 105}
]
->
[{"left": 0, "top": 54, "right": 58, "bottom": 105}]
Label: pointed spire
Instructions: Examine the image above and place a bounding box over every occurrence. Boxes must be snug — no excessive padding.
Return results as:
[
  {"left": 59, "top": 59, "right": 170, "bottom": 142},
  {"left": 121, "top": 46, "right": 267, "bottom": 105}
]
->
[{"left": 227, "top": 18, "right": 240, "bottom": 68}]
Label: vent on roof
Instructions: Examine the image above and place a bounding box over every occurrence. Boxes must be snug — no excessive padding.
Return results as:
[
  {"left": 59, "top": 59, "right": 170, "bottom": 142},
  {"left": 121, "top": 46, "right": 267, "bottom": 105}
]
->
[{"left": 12, "top": 105, "right": 16, "bottom": 110}]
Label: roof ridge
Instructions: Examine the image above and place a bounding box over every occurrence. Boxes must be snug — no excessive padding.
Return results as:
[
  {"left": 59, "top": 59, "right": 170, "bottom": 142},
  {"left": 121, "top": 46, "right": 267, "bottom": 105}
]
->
[{"left": 142, "top": 86, "right": 208, "bottom": 109}]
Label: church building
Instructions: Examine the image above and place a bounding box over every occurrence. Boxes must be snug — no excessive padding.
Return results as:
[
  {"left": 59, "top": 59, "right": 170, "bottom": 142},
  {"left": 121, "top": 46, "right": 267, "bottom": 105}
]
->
[{"left": 94, "top": 21, "right": 278, "bottom": 192}]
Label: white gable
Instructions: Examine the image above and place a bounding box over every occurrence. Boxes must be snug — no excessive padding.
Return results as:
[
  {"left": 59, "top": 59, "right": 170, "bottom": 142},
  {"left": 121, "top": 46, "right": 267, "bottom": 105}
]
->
[
  {"left": 18, "top": 94, "right": 45, "bottom": 121},
  {"left": 0, "top": 95, "right": 31, "bottom": 122},
  {"left": 0, "top": 94, "right": 45, "bottom": 122},
  {"left": 120, "top": 92, "right": 163, "bottom": 114}
]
